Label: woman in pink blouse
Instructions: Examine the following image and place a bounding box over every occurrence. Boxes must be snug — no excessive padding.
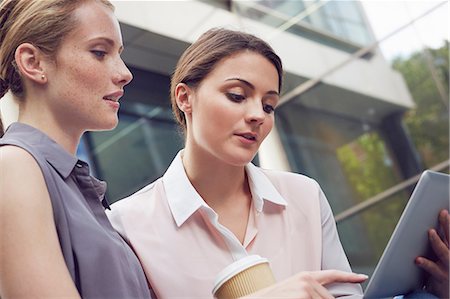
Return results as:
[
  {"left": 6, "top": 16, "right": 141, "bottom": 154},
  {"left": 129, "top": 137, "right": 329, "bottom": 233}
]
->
[
  {"left": 108, "top": 28, "right": 367, "bottom": 298},
  {"left": 107, "top": 28, "right": 448, "bottom": 298}
]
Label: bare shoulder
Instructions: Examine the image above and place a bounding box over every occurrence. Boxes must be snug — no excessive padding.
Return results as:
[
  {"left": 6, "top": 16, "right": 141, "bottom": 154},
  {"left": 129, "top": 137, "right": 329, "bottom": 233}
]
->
[
  {"left": 0, "top": 147, "right": 80, "bottom": 297},
  {"left": 0, "top": 144, "right": 51, "bottom": 213},
  {"left": 0, "top": 144, "right": 40, "bottom": 169}
]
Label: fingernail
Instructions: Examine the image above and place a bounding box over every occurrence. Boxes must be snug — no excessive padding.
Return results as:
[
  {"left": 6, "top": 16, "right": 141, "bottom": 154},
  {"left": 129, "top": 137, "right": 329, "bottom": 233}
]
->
[
  {"left": 358, "top": 274, "right": 369, "bottom": 279},
  {"left": 428, "top": 231, "right": 432, "bottom": 239}
]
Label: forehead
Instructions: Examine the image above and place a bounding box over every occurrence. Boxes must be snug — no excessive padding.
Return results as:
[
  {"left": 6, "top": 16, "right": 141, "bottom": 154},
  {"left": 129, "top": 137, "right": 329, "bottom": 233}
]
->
[
  {"left": 207, "top": 51, "right": 280, "bottom": 90},
  {"left": 65, "top": 1, "right": 121, "bottom": 45}
]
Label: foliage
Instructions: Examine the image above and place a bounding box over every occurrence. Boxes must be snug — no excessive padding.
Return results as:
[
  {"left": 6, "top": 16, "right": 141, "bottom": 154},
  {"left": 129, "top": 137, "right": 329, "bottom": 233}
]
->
[
  {"left": 392, "top": 41, "right": 449, "bottom": 168},
  {"left": 336, "top": 42, "right": 449, "bottom": 265},
  {"left": 337, "top": 133, "right": 408, "bottom": 258}
]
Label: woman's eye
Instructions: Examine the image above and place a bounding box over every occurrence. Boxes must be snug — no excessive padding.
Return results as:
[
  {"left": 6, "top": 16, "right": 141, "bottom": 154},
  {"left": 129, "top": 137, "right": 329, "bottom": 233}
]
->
[
  {"left": 91, "top": 50, "right": 106, "bottom": 58},
  {"left": 263, "top": 104, "right": 275, "bottom": 114},
  {"left": 226, "top": 93, "right": 245, "bottom": 102}
]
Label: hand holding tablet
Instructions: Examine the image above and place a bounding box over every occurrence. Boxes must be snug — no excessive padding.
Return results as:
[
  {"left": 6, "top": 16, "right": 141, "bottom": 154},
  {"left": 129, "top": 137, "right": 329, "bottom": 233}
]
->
[
  {"left": 415, "top": 209, "right": 449, "bottom": 299},
  {"left": 363, "top": 170, "right": 449, "bottom": 299}
]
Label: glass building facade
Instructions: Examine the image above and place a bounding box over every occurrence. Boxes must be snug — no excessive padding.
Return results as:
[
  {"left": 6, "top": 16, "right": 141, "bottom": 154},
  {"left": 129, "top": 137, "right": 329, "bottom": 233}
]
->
[{"left": 234, "top": 0, "right": 373, "bottom": 48}]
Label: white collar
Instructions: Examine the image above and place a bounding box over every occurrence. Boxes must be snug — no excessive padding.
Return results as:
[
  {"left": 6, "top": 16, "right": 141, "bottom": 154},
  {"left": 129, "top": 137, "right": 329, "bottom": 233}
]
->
[{"left": 163, "top": 150, "right": 287, "bottom": 227}]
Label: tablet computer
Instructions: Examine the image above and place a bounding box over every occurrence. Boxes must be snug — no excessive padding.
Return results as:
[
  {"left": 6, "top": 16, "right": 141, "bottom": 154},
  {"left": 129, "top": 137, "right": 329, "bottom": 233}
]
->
[{"left": 363, "top": 170, "right": 449, "bottom": 299}]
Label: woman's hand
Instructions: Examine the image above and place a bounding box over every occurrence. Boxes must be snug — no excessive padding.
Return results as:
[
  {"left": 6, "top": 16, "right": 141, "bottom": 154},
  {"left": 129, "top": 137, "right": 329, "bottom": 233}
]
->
[
  {"left": 243, "top": 270, "right": 367, "bottom": 299},
  {"left": 416, "top": 209, "right": 449, "bottom": 298}
]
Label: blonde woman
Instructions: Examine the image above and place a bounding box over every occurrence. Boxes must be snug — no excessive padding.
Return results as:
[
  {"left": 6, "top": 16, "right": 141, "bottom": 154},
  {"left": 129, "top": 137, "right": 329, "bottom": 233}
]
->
[{"left": 0, "top": 1, "right": 150, "bottom": 298}]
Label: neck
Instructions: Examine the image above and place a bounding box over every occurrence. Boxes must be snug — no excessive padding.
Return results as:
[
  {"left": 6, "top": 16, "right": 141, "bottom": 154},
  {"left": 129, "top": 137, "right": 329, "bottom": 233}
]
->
[
  {"left": 18, "top": 99, "right": 82, "bottom": 155},
  {"left": 182, "top": 145, "right": 249, "bottom": 210}
]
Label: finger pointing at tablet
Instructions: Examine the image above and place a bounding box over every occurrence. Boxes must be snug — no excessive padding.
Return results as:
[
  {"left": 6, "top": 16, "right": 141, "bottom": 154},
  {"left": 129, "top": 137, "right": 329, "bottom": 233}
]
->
[{"left": 243, "top": 270, "right": 368, "bottom": 298}]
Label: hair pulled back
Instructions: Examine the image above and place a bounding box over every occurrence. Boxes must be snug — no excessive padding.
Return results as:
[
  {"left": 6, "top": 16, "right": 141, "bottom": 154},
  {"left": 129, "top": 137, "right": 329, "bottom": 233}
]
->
[
  {"left": 0, "top": 0, "right": 113, "bottom": 99},
  {"left": 170, "top": 28, "right": 283, "bottom": 133},
  {"left": 0, "top": 0, "right": 113, "bottom": 136}
]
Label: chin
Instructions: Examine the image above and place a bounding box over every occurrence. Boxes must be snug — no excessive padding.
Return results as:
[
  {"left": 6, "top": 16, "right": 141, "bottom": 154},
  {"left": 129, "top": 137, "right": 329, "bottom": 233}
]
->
[
  {"left": 91, "top": 119, "right": 118, "bottom": 131},
  {"left": 224, "top": 152, "right": 256, "bottom": 167},
  {"left": 104, "top": 122, "right": 118, "bottom": 131}
]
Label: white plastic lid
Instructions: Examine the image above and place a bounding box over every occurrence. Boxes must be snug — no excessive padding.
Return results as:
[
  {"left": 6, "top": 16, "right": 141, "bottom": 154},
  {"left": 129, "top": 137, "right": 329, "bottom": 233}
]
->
[{"left": 212, "top": 255, "right": 269, "bottom": 294}]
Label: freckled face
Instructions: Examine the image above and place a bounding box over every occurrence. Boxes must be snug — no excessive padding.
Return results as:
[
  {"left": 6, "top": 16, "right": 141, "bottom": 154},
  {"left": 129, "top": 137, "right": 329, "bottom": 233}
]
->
[
  {"left": 187, "top": 51, "right": 280, "bottom": 166},
  {"left": 44, "top": 1, "right": 132, "bottom": 133}
]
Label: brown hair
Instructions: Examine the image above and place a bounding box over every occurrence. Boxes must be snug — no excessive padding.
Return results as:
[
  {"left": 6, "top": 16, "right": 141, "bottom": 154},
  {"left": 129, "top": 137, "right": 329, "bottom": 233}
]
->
[
  {"left": 170, "top": 28, "right": 283, "bottom": 133},
  {"left": 0, "top": 0, "right": 113, "bottom": 100},
  {"left": 0, "top": 114, "right": 3, "bottom": 137}
]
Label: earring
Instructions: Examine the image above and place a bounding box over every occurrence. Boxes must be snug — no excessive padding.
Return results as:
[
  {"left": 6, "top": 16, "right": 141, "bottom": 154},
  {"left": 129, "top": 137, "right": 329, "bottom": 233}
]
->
[{"left": 41, "top": 74, "right": 45, "bottom": 80}]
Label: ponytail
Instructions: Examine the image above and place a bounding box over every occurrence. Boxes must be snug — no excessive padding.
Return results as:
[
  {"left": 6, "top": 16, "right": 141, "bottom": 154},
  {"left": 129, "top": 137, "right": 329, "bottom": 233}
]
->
[
  {"left": 0, "top": 77, "right": 8, "bottom": 99},
  {"left": 0, "top": 113, "right": 4, "bottom": 138}
]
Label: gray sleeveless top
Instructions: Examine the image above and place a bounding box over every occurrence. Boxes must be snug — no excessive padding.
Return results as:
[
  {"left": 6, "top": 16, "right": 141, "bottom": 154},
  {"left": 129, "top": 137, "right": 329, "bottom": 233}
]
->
[{"left": 0, "top": 123, "right": 152, "bottom": 299}]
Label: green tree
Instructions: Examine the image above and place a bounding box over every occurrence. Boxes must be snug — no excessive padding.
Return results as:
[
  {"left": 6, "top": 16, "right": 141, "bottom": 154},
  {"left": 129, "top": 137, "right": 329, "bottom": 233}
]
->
[
  {"left": 392, "top": 41, "right": 449, "bottom": 168},
  {"left": 337, "top": 133, "right": 408, "bottom": 258},
  {"left": 336, "top": 42, "right": 449, "bottom": 265}
]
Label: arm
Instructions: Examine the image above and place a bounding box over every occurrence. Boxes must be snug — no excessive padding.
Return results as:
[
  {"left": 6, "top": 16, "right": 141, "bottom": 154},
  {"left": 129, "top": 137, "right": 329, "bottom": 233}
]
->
[
  {"left": 416, "top": 209, "right": 449, "bottom": 298},
  {"left": 243, "top": 270, "right": 367, "bottom": 299},
  {"left": 0, "top": 146, "right": 80, "bottom": 298},
  {"left": 319, "top": 189, "right": 364, "bottom": 297}
]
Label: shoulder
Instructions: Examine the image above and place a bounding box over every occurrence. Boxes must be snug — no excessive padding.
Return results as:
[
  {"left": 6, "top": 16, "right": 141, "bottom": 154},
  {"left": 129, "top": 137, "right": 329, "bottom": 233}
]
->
[
  {"left": 112, "top": 178, "right": 162, "bottom": 210},
  {"left": 255, "top": 167, "right": 326, "bottom": 217},
  {"left": 0, "top": 145, "right": 53, "bottom": 233},
  {"left": 0, "top": 148, "right": 79, "bottom": 298},
  {"left": 0, "top": 145, "right": 45, "bottom": 191},
  {"left": 260, "top": 169, "right": 334, "bottom": 222},
  {"left": 0, "top": 144, "right": 38, "bottom": 165},
  {"left": 260, "top": 167, "right": 316, "bottom": 182},
  {"left": 107, "top": 178, "right": 164, "bottom": 238},
  {"left": 259, "top": 167, "right": 321, "bottom": 193},
  {"left": 108, "top": 178, "right": 163, "bottom": 220}
]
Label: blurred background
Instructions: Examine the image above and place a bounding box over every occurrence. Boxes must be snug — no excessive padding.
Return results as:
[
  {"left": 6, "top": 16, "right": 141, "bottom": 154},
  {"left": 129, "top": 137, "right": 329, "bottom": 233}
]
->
[{"left": 1, "top": 0, "right": 449, "bottom": 281}]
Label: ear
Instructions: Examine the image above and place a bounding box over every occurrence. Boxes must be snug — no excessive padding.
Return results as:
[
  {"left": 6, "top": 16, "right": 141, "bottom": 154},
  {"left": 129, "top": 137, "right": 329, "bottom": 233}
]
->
[
  {"left": 175, "top": 83, "right": 193, "bottom": 114},
  {"left": 14, "top": 43, "right": 48, "bottom": 85}
]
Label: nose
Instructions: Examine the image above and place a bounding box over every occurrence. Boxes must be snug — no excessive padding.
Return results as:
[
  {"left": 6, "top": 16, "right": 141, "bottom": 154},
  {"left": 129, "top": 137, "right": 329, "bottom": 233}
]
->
[
  {"left": 245, "top": 99, "right": 265, "bottom": 125},
  {"left": 113, "top": 57, "right": 133, "bottom": 87}
]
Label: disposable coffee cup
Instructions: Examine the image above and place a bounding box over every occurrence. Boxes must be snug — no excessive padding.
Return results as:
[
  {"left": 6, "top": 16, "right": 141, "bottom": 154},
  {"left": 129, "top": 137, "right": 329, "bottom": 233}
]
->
[{"left": 212, "top": 255, "right": 276, "bottom": 299}]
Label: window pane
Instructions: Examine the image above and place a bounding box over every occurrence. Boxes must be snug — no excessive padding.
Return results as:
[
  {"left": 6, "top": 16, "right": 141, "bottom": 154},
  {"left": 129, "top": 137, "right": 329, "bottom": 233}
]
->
[
  {"left": 337, "top": 191, "right": 410, "bottom": 281},
  {"left": 88, "top": 110, "right": 183, "bottom": 203}
]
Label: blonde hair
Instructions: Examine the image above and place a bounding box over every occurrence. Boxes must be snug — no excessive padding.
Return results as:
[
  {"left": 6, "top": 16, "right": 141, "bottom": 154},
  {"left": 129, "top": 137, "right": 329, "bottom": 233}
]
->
[
  {"left": 170, "top": 28, "right": 283, "bottom": 134},
  {"left": 0, "top": 0, "right": 114, "bottom": 99}
]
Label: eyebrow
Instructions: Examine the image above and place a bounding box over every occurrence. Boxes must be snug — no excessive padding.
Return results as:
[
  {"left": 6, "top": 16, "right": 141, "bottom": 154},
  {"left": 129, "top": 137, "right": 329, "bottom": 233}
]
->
[
  {"left": 225, "top": 78, "right": 279, "bottom": 96},
  {"left": 90, "top": 37, "right": 124, "bottom": 53}
]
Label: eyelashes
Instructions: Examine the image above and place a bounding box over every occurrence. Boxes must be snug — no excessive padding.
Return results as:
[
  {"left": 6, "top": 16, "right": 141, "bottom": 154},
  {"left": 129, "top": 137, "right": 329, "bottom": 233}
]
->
[
  {"left": 91, "top": 50, "right": 107, "bottom": 59},
  {"left": 263, "top": 104, "right": 275, "bottom": 114},
  {"left": 226, "top": 92, "right": 245, "bottom": 103},
  {"left": 225, "top": 92, "right": 276, "bottom": 114}
]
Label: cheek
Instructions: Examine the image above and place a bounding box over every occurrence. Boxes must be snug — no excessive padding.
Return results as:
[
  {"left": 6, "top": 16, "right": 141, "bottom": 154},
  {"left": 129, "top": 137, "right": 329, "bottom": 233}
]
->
[
  {"left": 261, "top": 117, "right": 274, "bottom": 138},
  {"left": 63, "top": 54, "right": 100, "bottom": 91},
  {"left": 64, "top": 69, "right": 96, "bottom": 99},
  {"left": 72, "top": 66, "right": 98, "bottom": 89},
  {"left": 57, "top": 67, "right": 101, "bottom": 111},
  {"left": 198, "top": 97, "right": 234, "bottom": 127}
]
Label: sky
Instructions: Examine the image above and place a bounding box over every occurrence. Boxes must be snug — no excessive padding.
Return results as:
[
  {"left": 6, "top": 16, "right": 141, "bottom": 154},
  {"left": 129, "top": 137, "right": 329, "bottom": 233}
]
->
[{"left": 360, "top": 0, "right": 449, "bottom": 61}]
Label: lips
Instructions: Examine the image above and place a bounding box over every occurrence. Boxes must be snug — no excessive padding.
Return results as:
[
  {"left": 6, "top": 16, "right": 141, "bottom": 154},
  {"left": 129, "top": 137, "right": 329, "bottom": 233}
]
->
[
  {"left": 235, "top": 132, "right": 258, "bottom": 141},
  {"left": 103, "top": 90, "right": 124, "bottom": 102}
]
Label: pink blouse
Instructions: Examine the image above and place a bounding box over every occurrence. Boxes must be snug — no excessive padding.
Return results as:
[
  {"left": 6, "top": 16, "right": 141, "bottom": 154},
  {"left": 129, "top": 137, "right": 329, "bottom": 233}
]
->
[{"left": 107, "top": 151, "right": 362, "bottom": 298}]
